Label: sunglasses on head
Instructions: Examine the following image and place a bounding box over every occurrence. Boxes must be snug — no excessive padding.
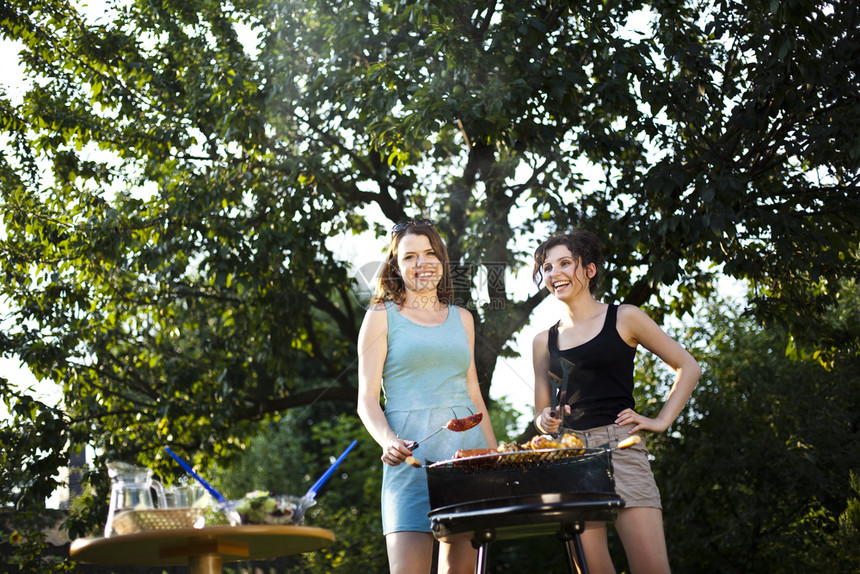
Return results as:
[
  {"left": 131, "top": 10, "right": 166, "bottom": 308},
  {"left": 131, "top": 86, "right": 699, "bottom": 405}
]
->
[{"left": 391, "top": 219, "right": 434, "bottom": 233}]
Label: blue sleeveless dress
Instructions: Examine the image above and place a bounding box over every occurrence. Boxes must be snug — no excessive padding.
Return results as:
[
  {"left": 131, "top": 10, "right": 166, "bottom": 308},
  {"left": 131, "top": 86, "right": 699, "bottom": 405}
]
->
[{"left": 380, "top": 302, "right": 488, "bottom": 534}]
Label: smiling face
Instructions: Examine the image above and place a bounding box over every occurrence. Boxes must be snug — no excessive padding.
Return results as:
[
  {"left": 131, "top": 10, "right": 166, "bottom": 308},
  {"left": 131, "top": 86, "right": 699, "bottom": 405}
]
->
[
  {"left": 372, "top": 224, "right": 454, "bottom": 306},
  {"left": 532, "top": 231, "right": 603, "bottom": 296},
  {"left": 541, "top": 244, "right": 594, "bottom": 300},
  {"left": 395, "top": 232, "right": 443, "bottom": 295}
]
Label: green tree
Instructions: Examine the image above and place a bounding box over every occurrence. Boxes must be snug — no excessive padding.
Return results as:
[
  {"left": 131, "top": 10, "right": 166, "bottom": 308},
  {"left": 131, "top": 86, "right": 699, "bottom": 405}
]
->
[
  {"left": 642, "top": 294, "right": 860, "bottom": 573},
  {"left": 0, "top": 0, "right": 858, "bottom": 569}
]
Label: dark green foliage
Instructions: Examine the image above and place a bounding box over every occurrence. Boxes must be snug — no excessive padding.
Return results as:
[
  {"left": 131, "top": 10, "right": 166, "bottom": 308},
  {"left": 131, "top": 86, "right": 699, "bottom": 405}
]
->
[
  {"left": 646, "top": 296, "right": 860, "bottom": 573},
  {"left": 0, "top": 508, "right": 74, "bottom": 574}
]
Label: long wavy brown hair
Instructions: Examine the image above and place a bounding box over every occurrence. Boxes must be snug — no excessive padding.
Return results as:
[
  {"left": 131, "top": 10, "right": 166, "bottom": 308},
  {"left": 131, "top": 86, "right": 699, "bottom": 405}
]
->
[{"left": 371, "top": 223, "right": 454, "bottom": 306}]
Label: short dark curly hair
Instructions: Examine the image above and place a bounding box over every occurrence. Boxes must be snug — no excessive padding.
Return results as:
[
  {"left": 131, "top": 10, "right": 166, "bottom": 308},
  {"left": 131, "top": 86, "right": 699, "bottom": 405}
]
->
[{"left": 532, "top": 229, "right": 604, "bottom": 294}]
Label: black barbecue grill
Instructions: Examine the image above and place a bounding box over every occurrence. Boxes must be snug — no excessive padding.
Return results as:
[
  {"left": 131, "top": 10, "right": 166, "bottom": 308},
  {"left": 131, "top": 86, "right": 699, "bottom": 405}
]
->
[{"left": 426, "top": 448, "right": 624, "bottom": 574}]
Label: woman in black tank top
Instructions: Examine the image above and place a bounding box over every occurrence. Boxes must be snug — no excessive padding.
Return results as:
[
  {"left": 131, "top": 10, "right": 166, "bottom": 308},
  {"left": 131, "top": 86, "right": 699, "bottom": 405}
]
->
[
  {"left": 546, "top": 304, "right": 637, "bottom": 430},
  {"left": 531, "top": 230, "right": 701, "bottom": 574}
]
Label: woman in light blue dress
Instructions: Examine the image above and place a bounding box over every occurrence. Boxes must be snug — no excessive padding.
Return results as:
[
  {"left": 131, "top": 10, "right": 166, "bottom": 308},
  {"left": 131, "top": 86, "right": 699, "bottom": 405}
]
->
[{"left": 357, "top": 220, "right": 497, "bottom": 574}]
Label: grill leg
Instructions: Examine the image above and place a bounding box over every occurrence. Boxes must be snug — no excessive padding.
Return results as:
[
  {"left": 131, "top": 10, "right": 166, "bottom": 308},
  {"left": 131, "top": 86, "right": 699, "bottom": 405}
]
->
[
  {"left": 558, "top": 522, "right": 588, "bottom": 574},
  {"left": 471, "top": 529, "right": 495, "bottom": 574},
  {"left": 569, "top": 535, "right": 589, "bottom": 574}
]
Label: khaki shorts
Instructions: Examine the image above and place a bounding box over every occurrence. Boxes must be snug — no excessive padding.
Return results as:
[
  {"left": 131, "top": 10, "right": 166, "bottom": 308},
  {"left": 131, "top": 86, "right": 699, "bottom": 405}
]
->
[{"left": 573, "top": 423, "right": 662, "bottom": 510}]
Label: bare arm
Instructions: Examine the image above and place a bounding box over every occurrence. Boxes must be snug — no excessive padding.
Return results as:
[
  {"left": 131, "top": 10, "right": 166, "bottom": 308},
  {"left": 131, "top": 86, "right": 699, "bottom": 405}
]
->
[
  {"left": 615, "top": 304, "right": 702, "bottom": 434},
  {"left": 532, "top": 330, "right": 568, "bottom": 434},
  {"left": 460, "top": 308, "right": 498, "bottom": 450},
  {"left": 356, "top": 305, "right": 413, "bottom": 465}
]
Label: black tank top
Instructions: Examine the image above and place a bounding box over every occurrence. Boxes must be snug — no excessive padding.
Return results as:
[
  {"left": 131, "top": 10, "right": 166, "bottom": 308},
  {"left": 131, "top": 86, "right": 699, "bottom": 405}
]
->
[{"left": 548, "top": 304, "right": 637, "bottom": 430}]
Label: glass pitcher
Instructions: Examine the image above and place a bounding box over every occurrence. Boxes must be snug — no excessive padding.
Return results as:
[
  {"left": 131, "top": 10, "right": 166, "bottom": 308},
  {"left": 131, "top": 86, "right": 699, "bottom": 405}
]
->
[{"left": 104, "top": 462, "right": 167, "bottom": 537}]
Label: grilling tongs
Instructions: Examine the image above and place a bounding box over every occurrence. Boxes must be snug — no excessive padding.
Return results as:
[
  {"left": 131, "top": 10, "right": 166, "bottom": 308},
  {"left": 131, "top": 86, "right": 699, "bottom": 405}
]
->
[{"left": 548, "top": 357, "right": 576, "bottom": 425}]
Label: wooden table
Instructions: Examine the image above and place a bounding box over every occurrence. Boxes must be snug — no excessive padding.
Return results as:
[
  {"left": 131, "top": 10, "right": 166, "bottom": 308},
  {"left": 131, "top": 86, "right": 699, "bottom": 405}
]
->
[{"left": 70, "top": 524, "right": 335, "bottom": 574}]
